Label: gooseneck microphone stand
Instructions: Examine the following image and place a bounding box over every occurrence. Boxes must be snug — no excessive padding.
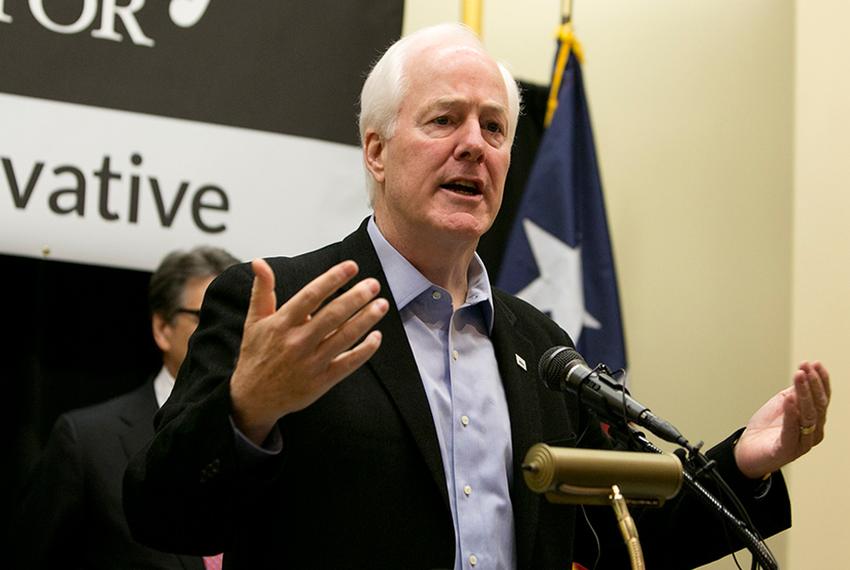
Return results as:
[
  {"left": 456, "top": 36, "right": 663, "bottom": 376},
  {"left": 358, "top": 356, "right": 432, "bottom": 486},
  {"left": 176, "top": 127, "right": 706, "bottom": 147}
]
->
[
  {"left": 605, "top": 421, "right": 779, "bottom": 570},
  {"left": 539, "top": 349, "right": 780, "bottom": 569}
]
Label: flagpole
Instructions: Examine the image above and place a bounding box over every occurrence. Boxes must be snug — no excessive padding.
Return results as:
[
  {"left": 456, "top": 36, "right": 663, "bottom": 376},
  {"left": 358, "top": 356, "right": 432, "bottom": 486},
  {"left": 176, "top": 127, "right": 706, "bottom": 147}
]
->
[
  {"left": 462, "top": 0, "right": 483, "bottom": 38},
  {"left": 562, "top": 0, "right": 573, "bottom": 24}
]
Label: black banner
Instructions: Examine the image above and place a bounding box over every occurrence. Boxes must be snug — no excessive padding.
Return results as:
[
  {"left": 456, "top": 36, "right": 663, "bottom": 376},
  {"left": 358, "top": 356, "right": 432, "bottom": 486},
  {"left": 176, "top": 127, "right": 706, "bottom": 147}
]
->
[{"left": 0, "top": 1, "right": 402, "bottom": 145}]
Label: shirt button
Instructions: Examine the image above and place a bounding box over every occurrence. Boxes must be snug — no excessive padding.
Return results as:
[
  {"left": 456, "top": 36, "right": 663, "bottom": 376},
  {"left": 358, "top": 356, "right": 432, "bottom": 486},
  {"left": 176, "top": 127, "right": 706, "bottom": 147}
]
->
[
  {"left": 452, "top": 350, "right": 459, "bottom": 361},
  {"left": 468, "top": 554, "right": 478, "bottom": 566},
  {"left": 463, "top": 484, "right": 472, "bottom": 496},
  {"left": 460, "top": 415, "right": 470, "bottom": 427},
  {"left": 431, "top": 290, "right": 442, "bottom": 300}
]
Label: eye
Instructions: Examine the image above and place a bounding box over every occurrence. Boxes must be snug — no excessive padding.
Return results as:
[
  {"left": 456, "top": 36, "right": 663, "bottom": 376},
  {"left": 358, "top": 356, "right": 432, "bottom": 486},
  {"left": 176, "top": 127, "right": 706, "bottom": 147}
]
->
[
  {"left": 433, "top": 115, "right": 450, "bottom": 126},
  {"left": 484, "top": 121, "right": 504, "bottom": 134}
]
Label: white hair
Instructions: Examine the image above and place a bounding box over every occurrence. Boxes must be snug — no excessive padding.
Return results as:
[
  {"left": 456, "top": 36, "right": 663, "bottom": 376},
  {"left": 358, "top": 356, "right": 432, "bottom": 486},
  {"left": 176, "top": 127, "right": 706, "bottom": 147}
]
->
[{"left": 358, "top": 23, "right": 522, "bottom": 203}]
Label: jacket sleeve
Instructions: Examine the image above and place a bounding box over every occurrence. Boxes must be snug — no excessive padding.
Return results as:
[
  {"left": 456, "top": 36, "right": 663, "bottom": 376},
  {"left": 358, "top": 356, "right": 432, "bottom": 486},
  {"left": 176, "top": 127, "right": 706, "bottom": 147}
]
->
[{"left": 123, "top": 262, "right": 284, "bottom": 555}]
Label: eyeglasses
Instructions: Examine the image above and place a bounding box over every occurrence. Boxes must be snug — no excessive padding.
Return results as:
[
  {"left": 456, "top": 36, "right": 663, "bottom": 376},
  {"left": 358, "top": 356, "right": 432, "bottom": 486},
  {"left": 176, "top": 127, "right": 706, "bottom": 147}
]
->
[{"left": 175, "top": 308, "right": 201, "bottom": 318}]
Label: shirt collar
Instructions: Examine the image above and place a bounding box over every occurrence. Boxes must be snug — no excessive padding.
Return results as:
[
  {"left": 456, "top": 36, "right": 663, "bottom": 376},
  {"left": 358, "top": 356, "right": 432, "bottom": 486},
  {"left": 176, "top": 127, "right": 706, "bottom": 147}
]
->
[
  {"left": 153, "top": 366, "right": 175, "bottom": 409},
  {"left": 366, "top": 216, "right": 494, "bottom": 332}
]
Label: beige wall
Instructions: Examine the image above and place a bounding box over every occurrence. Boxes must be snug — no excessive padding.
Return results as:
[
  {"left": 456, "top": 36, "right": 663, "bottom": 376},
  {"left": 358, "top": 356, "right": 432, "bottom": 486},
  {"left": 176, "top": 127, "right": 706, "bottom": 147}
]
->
[
  {"left": 404, "top": 0, "right": 845, "bottom": 567},
  {"left": 788, "top": 1, "right": 850, "bottom": 568}
]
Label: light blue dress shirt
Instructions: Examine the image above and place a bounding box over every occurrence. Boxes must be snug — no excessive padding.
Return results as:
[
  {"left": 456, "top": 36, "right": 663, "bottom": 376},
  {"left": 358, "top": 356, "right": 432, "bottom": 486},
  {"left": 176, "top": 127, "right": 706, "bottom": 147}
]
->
[{"left": 368, "top": 218, "right": 516, "bottom": 570}]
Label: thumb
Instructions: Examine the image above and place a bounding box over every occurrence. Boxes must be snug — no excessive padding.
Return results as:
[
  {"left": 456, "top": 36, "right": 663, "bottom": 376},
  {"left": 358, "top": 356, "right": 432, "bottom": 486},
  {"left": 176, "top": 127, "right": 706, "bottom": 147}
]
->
[{"left": 246, "top": 258, "right": 276, "bottom": 324}]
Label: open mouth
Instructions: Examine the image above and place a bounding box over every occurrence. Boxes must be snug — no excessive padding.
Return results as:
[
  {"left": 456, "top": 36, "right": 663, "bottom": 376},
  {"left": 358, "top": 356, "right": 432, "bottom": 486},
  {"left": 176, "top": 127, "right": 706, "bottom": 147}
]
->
[{"left": 440, "top": 180, "right": 482, "bottom": 196}]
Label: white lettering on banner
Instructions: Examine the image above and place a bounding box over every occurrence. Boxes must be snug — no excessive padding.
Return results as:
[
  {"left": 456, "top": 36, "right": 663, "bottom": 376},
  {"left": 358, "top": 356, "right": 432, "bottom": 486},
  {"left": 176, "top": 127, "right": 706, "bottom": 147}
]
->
[
  {"left": 91, "top": 0, "right": 153, "bottom": 46},
  {"left": 2, "top": 154, "right": 228, "bottom": 232},
  {"left": 0, "top": 93, "right": 371, "bottom": 272},
  {"left": 1, "top": 0, "right": 210, "bottom": 46},
  {"left": 0, "top": 0, "right": 12, "bottom": 23},
  {"left": 29, "top": 0, "right": 98, "bottom": 34},
  {"left": 169, "top": 0, "right": 211, "bottom": 28}
]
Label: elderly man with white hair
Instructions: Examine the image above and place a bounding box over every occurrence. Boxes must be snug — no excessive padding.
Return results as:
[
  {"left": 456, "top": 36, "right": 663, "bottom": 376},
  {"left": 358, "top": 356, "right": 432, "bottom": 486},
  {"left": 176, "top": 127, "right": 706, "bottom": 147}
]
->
[{"left": 125, "top": 23, "right": 830, "bottom": 569}]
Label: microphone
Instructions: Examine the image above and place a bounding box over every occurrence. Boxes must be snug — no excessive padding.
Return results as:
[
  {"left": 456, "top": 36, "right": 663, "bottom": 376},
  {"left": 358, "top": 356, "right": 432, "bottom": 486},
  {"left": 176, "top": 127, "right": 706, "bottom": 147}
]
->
[{"left": 539, "top": 346, "right": 689, "bottom": 447}]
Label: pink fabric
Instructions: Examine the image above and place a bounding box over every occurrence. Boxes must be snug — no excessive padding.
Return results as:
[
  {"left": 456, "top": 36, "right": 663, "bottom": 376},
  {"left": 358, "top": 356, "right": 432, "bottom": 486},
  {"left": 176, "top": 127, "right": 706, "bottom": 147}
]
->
[{"left": 203, "top": 553, "right": 224, "bottom": 570}]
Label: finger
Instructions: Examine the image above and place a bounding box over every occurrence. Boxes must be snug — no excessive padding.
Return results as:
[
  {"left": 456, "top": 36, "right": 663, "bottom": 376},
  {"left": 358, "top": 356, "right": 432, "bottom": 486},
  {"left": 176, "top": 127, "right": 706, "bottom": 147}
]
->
[
  {"left": 246, "top": 258, "right": 277, "bottom": 325},
  {"left": 281, "top": 261, "right": 359, "bottom": 324},
  {"left": 799, "top": 362, "right": 829, "bottom": 407},
  {"left": 324, "top": 330, "right": 384, "bottom": 386},
  {"left": 778, "top": 388, "right": 802, "bottom": 448},
  {"left": 801, "top": 362, "right": 830, "bottom": 444},
  {"left": 793, "top": 368, "right": 818, "bottom": 448},
  {"left": 812, "top": 361, "right": 832, "bottom": 400},
  {"left": 306, "top": 277, "right": 382, "bottom": 343},
  {"left": 316, "top": 297, "right": 389, "bottom": 359}
]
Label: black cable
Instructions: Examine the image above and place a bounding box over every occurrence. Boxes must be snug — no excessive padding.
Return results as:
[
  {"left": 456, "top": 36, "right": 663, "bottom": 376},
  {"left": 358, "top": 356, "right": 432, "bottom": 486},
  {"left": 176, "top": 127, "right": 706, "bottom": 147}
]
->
[
  {"left": 575, "top": 368, "right": 777, "bottom": 569},
  {"left": 601, "top": 365, "right": 774, "bottom": 570},
  {"left": 579, "top": 504, "right": 602, "bottom": 570},
  {"left": 641, "top": 435, "right": 778, "bottom": 570}
]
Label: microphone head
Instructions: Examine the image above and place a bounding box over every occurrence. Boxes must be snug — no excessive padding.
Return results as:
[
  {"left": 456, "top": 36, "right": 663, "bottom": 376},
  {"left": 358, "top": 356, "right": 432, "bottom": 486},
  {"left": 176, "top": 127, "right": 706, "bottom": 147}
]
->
[{"left": 538, "top": 346, "right": 584, "bottom": 391}]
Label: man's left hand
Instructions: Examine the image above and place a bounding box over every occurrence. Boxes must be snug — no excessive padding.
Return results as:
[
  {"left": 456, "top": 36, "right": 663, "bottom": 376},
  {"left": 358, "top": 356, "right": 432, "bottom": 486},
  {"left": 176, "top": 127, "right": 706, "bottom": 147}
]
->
[{"left": 734, "top": 361, "right": 831, "bottom": 479}]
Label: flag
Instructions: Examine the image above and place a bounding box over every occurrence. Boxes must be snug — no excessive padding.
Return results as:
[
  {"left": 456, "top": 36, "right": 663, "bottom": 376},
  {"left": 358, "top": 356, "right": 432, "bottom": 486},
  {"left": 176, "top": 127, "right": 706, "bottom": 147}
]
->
[{"left": 497, "top": 24, "right": 626, "bottom": 372}]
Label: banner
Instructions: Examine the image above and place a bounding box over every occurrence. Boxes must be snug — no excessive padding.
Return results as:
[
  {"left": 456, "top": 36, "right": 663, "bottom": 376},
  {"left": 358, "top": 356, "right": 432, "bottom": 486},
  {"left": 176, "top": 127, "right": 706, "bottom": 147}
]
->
[{"left": 0, "top": 1, "right": 403, "bottom": 270}]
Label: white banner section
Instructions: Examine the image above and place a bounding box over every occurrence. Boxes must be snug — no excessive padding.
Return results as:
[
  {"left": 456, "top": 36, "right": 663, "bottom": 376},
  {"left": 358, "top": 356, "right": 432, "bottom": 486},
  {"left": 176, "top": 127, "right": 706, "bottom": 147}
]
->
[{"left": 0, "top": 93, "right": 371, "bottom": 270}]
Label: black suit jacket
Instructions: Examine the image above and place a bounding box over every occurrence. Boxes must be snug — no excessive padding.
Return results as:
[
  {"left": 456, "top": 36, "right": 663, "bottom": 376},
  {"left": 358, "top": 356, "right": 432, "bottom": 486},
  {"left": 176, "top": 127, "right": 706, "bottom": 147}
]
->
[
  {"left": 13, "top": 380, "right": 204, "bottom": 570},
  {"left": 125, "top": 219, "right": 791, "bottom": 569}
]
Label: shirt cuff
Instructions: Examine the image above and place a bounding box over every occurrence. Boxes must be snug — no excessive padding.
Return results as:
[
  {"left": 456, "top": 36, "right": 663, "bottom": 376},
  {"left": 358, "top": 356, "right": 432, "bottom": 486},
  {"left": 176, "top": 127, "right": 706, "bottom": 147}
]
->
[
  {"left": 230, "top": 416, "right": 283, "bottom": 459},
  {"left": 708, "top": 427, "right": 775, "bottom": 500}
]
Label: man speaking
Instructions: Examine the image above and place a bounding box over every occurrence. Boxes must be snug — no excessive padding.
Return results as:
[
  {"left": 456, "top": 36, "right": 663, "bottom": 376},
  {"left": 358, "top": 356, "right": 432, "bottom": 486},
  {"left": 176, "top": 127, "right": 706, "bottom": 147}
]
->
[{"left": 124, "top": 23, "right": 831, "bottom": 569}]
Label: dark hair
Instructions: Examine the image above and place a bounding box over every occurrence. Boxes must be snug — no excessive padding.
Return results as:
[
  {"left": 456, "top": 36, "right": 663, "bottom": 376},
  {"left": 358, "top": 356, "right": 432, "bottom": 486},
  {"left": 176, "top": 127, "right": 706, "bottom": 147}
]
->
[{"left": 148, "top": 246, "right": 239, "bottom": 322}]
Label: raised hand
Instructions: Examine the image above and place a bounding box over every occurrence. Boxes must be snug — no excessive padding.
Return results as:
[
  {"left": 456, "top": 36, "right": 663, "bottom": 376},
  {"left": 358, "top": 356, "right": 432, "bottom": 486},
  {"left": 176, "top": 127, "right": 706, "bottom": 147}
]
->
[
  {"left": 230, "top": 258, "right": 389, "bottom": 445},
  {"left": 733, "top": 361, "right": 831, "bottom": 479}
]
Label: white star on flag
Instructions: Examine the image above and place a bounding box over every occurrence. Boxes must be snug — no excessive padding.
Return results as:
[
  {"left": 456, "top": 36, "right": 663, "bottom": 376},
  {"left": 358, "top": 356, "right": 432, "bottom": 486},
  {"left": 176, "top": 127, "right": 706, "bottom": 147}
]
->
[{"left": 515, "top": 219, "right": 601, "bottom": 342}]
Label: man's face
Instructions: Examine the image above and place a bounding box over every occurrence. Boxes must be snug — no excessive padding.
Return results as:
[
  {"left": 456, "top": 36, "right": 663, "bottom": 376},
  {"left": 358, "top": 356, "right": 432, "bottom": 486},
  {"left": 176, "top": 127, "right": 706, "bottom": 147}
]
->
[
  {"left": 153, "top": 275, "right": 214, "bottom": 378},
  {"left": 367, "top": 45, "right": 511, "bottom": 251}
]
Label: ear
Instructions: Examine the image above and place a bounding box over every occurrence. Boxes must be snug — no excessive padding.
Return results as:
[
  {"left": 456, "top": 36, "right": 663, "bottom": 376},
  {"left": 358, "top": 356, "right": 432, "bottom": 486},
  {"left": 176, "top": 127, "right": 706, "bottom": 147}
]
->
[
  {"left": 151, "top": 313, "right": 173, "bottom": 353},
  {"left": 363, "top": 129, "right": 386, "bottom": 184}
]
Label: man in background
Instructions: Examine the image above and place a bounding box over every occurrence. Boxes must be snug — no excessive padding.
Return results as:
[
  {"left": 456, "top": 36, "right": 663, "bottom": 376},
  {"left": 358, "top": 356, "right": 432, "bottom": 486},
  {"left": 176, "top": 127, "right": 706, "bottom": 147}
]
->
[{"left": 13, "top": 246, "right": 238, "bottom": 569}]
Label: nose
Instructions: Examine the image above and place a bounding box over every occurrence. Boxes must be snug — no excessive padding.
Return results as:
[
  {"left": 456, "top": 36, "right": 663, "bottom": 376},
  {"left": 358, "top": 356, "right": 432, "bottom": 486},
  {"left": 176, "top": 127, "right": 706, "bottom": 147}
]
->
[{"left": 453, "top": 118, "right": 486, "bottom": 163}]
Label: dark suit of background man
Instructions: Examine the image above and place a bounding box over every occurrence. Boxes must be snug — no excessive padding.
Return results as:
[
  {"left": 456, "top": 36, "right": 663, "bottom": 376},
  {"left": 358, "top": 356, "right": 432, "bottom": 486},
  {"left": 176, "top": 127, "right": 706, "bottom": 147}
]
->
[
  {"left": 123, "top": 23, "right": 831, "bottom": 570},
  {"left": 13, "top": 246, "right": 239, "bottom": 570}
]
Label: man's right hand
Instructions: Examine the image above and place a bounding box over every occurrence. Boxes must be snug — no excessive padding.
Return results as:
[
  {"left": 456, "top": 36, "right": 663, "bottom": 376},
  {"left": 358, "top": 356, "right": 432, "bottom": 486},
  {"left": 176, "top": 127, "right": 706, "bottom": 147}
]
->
[{"left": 229, "top": 258, "right": 388, "bottom": 445}]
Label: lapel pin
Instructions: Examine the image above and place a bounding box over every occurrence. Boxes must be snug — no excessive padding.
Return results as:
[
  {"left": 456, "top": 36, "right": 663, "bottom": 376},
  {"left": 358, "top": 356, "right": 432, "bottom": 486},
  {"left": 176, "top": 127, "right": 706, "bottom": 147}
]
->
[{"left": 515, "top": 354, "right": 527, "bottom": 371}]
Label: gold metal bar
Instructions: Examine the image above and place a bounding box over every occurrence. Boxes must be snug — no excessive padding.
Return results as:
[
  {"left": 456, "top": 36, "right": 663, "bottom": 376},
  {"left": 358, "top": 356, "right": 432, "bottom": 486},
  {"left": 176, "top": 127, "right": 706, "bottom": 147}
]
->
[
  {"left": 462, "top": 0, "right": 483, "bottom": 37},
  {"left": 611, "top": 486, "right": 646, "bottom": 570}
]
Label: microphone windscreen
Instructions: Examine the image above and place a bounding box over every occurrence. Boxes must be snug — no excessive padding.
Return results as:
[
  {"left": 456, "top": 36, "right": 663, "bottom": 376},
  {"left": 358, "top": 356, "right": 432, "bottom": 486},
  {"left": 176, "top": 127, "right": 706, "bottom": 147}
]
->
[{"left": 538, "top": 346, "right": 583, "bottom": 391}]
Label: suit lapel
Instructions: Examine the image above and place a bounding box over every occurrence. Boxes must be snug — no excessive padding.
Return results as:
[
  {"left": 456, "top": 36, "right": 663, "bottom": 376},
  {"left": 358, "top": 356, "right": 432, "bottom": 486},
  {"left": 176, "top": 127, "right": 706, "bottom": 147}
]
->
[
  {"left": 491, "top": 293, "right": 542, "bottom": 570},
  {"left": 339, "top": 224, "right": 449, "bottom": 510},
  {"left": 119, "top": 382, "right": 210, "bottom": 570},
  {"left": 117, "top": 380, "right": 209, "bottom": 570},
  {"left": 118, "top": 381, "right": 160, "bottom": 461}
]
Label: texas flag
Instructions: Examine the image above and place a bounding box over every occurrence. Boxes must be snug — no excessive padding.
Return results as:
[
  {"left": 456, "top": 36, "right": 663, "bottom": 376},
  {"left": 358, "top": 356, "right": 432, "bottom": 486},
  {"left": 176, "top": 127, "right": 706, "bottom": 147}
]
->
[{"left": 497, "top": 25, "right": 626, "bottom": 372}]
